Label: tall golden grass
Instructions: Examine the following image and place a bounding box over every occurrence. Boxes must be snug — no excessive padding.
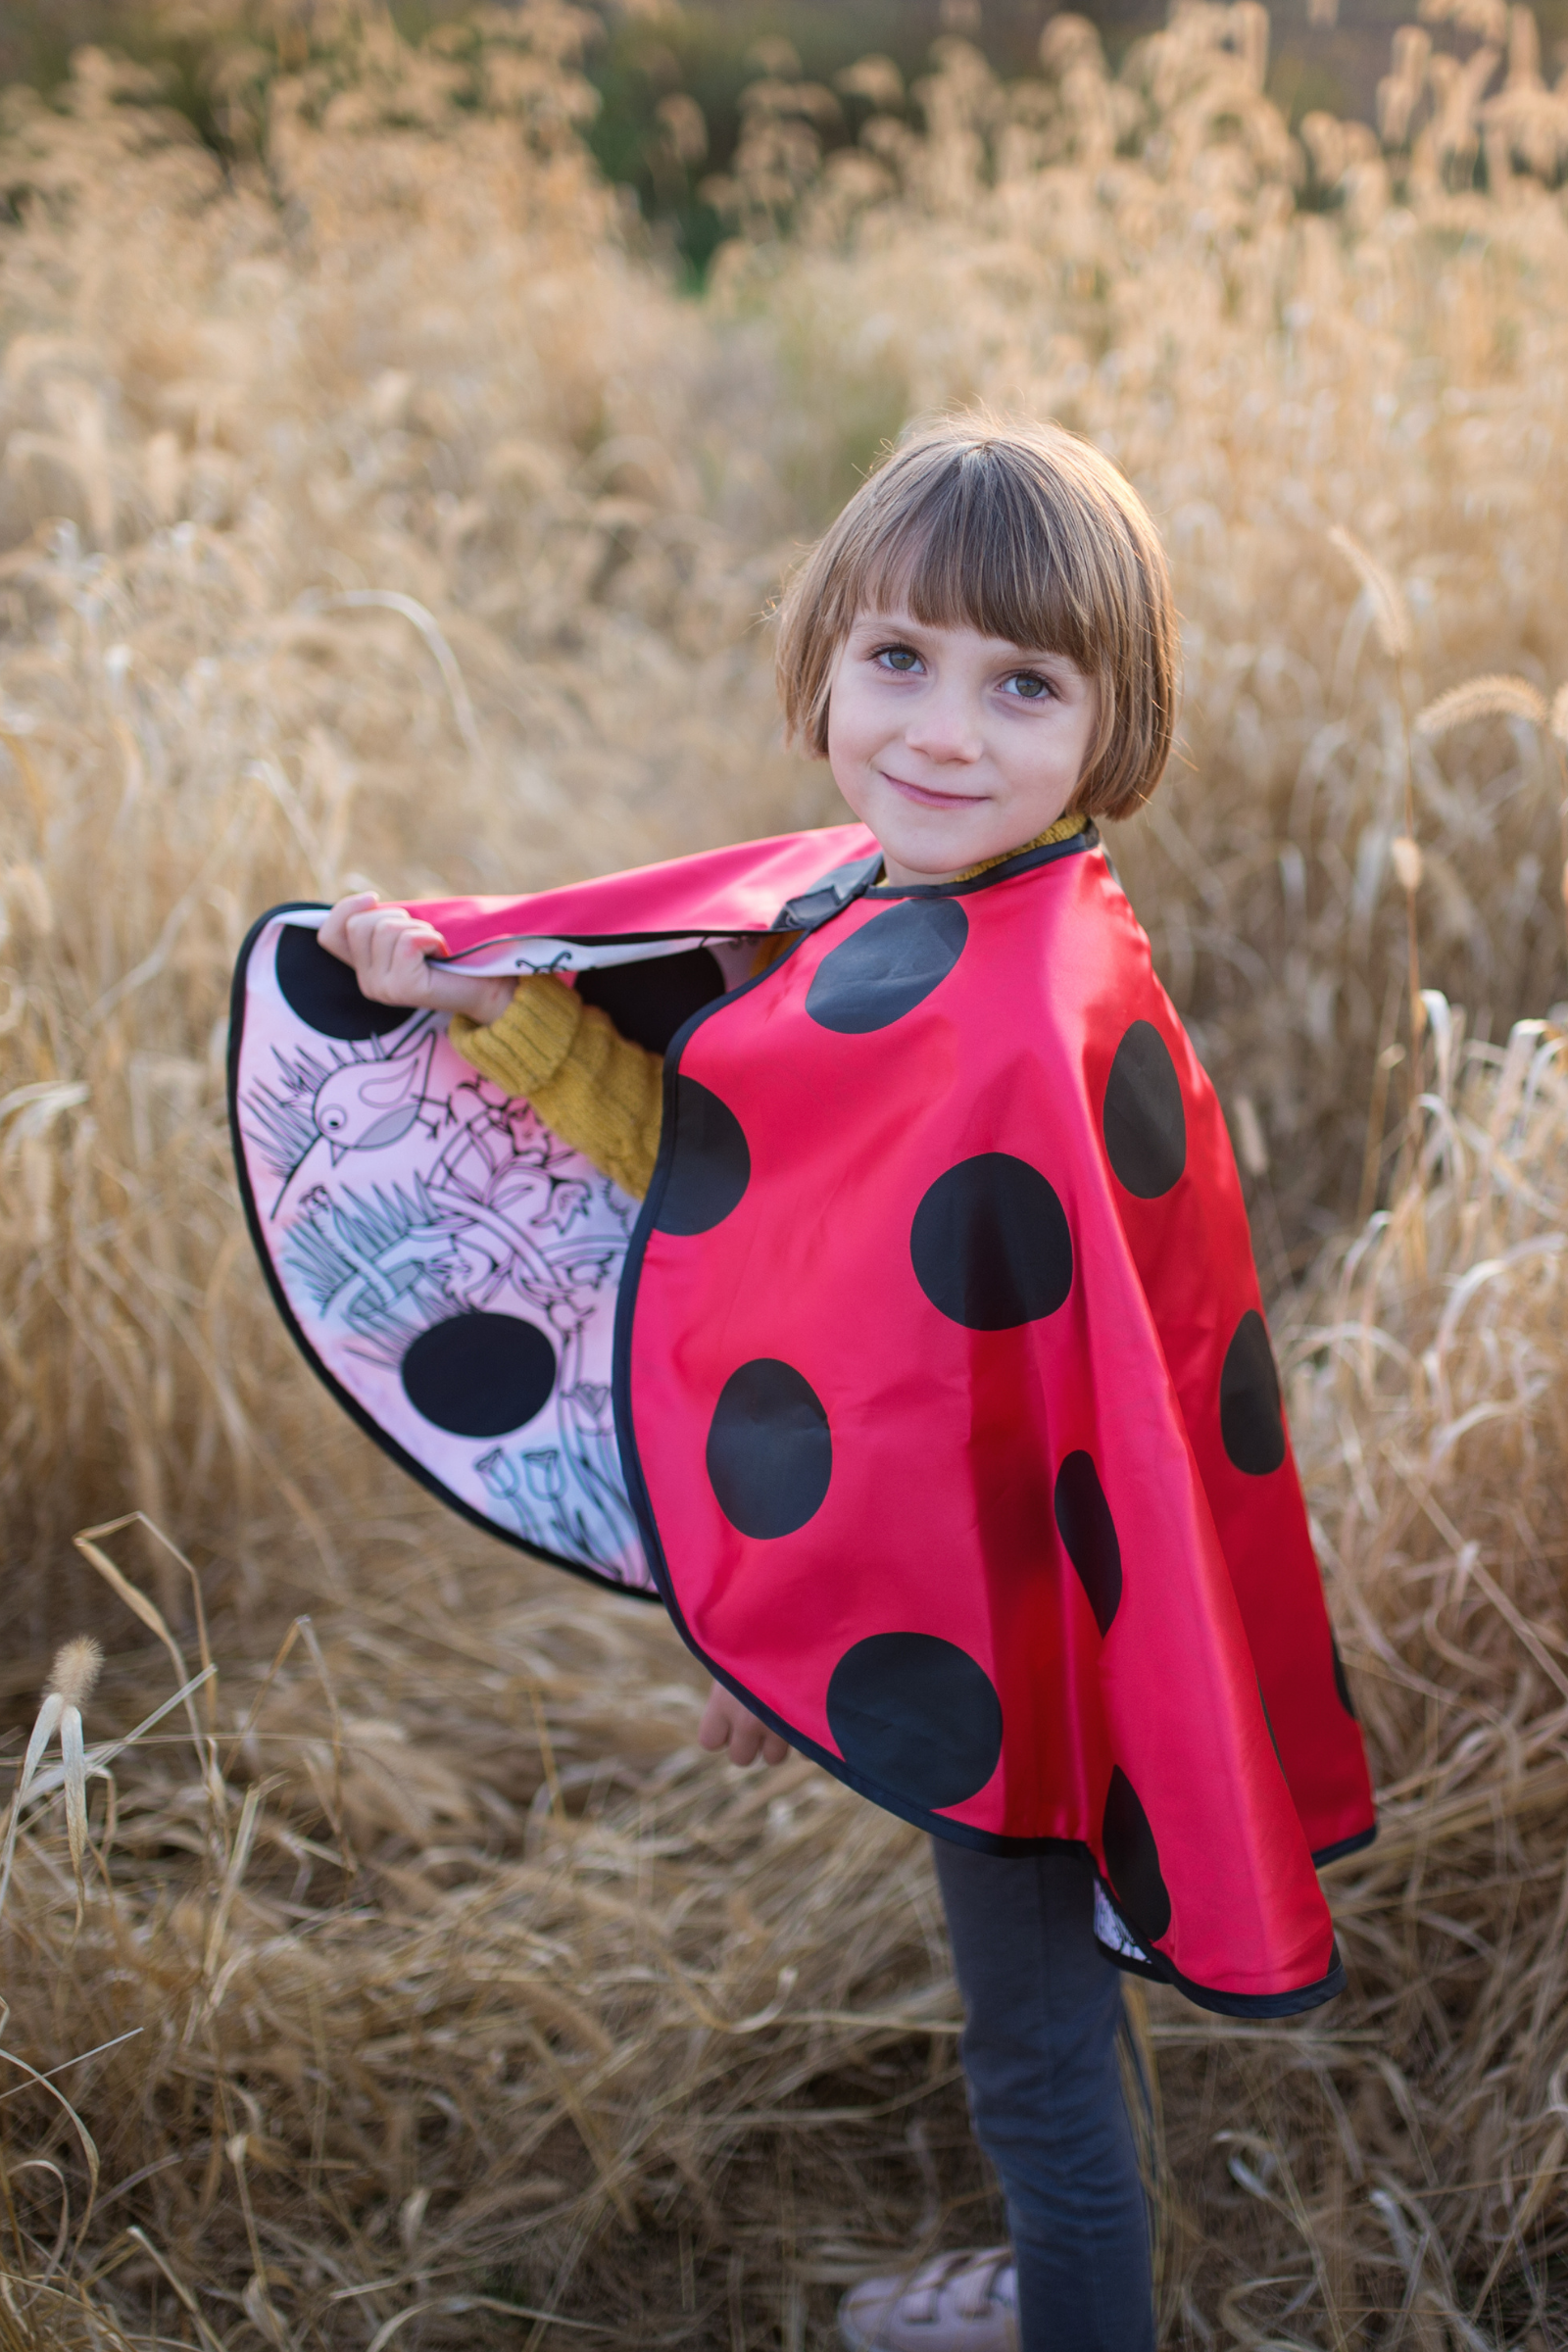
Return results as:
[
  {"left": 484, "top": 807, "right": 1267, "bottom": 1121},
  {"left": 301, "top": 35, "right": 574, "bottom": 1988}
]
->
[{"left": 3, "top": 2, "right": 1568, "bottom": 2342}]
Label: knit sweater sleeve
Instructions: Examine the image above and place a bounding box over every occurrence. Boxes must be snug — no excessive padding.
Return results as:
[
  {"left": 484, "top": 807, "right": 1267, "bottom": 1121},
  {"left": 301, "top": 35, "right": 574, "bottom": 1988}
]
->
[{"left": 448, "top": 974, "right": 664, "bottom": 1201}]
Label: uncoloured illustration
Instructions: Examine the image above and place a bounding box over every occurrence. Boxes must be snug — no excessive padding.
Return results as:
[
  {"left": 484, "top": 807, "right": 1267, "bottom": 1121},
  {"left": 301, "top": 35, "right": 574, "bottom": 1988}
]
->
[{"left": 232, "top": 913, "right": 656, "bottom": 1590}]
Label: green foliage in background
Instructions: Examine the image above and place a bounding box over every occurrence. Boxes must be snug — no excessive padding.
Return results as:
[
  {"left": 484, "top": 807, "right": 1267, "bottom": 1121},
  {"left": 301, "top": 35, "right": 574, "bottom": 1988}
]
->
[
  {"left": 19, "top": 0, "right": 1543, "bottom": 279},
  {"left": 584, "top": 2, "right": 1069, "bottom": 278},
  {"left": 0, "top": 2, "right": 1149, "bottom": 278}
]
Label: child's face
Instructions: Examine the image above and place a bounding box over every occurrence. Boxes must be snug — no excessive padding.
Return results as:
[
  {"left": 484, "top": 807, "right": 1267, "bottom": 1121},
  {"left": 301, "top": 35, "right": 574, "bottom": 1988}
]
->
[{"left": 825, "top": 610, "right": 1101, "bottom": 887}]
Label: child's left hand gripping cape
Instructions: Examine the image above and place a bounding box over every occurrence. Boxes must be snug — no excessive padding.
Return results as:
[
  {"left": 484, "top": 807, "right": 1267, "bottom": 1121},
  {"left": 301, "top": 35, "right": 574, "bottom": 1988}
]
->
[{"left": 230, "top": 822, "right": 1374, "bottom": 2015}]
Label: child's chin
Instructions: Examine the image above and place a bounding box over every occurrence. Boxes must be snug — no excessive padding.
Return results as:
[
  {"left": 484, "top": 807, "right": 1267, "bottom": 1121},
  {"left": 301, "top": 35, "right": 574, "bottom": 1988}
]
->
[
  {"left": 890, "top": 833, "right": 989, "bottom": 877},
  {"left": 879, "top": 807, "right": 979, "bottom": 850}
]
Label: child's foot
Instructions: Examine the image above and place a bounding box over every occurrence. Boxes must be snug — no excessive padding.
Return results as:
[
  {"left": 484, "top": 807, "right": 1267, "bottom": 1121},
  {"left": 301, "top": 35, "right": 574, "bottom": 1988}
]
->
[{"left": 837, "top": 2248, "right": 1017, "bottom": 2350}]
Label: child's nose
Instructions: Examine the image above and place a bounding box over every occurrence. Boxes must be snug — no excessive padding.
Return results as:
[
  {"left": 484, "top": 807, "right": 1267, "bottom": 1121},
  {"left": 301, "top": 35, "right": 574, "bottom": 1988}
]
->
[{"left": 904, "top": 693, "right": 983, "bottom": 762}]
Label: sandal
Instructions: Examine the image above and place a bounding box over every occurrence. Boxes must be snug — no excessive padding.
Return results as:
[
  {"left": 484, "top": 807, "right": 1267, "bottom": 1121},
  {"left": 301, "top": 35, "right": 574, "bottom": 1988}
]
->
[{"left": 838, "top": 2247, "right": 1018, "bottom": 2351}]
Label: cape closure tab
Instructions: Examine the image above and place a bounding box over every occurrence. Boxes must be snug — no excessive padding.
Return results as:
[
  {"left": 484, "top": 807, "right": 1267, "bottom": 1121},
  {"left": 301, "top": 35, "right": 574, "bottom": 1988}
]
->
[{"left": 769, "top": 852, "right": 884, "bottom": 932}]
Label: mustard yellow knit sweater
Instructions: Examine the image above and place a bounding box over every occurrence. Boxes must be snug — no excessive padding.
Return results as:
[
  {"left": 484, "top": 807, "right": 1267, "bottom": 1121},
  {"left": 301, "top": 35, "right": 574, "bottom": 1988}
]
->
[{"left": 449, "top": 813, "right": 1087, "bottom": 1199}]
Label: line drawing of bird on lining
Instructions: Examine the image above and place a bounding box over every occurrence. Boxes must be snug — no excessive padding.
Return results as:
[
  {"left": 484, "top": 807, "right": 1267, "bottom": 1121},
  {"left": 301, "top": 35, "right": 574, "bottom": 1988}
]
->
[{"left": 311, "top": 1032, "right": 439, "bottom": 1162}]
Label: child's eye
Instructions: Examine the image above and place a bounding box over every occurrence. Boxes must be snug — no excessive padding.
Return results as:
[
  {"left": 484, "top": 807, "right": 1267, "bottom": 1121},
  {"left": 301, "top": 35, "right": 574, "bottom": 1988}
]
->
[
  {"left": 1004, "top": 672, "right": 1054, "bottom": 702},
  {"left": 875, "top": 646, "right": 922, "bottom": 674}
]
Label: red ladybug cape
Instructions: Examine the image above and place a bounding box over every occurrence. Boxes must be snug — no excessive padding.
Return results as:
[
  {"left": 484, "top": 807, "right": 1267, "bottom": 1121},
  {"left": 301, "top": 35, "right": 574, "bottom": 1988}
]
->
[{"left": 230, "top": 821, "right": 1374, "bottom": 2016}]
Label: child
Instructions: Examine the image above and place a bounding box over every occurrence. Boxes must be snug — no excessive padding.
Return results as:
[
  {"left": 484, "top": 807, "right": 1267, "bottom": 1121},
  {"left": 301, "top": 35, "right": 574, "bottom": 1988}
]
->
[{"left": 271, "top": 416, "right": 1373, "bottom": 2352}]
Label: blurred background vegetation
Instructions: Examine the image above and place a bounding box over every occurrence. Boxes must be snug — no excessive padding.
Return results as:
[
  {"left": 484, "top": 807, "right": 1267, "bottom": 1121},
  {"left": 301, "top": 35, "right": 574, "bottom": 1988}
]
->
[
  {"left": 7, "top": 0, "right": 1568, "bottom": 278},
  {"left": 2, "top": 0, "right": 1568, "bottom": 2340}
]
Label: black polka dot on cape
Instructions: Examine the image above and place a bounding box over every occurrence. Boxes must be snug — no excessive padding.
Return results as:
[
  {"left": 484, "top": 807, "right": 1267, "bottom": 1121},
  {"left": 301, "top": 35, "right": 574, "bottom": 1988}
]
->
[
  {"left": 1102, "top": 1766, "right": 1172, "bottom": 1943},
  {"left": 401, "top": 1310, "right": 557, "bottom": 1438},
  {"left": 1102, "top": 1020, "right": 1187, "bottom": 1199},
  {"left": 655, "top": 1076, "right": 751, "bottom": 1236},
  {"left": 910, "top": 1153, "right": 1073, "bottom": 1330},
  {"left": 276, "top": 923, "right": 411, "bottom": 1041},
  {"left": 806, "top": 899, "right": 968, "bottom": 1034},
  {"left": 827, "top": 1633, "right": 1004, "bottom": 1811},
  {"left": 706, "top": 1358, "right": 832, "bottom": 1539},
  {"left": 1054, "top": 1451, "right": 1122, "bottom": 1635},
  {"left": 1220, "top": 1309, "right": 1287, "bottom": 1475}
]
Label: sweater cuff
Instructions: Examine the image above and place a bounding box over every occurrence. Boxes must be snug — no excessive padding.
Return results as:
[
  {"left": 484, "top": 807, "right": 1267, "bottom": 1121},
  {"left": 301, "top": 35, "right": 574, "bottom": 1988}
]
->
[{"left": 449, "top": 972, "right": 582, "bottom": 1096}]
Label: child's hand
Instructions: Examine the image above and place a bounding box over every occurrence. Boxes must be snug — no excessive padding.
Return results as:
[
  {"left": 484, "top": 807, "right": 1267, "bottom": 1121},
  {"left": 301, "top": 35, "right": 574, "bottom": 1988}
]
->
[
  {"left": 698, "top": 1679, "right": 791, "bottom": 1768},
  {"left": 317, "top": 894, "right": 515, "bottom": 1026}
]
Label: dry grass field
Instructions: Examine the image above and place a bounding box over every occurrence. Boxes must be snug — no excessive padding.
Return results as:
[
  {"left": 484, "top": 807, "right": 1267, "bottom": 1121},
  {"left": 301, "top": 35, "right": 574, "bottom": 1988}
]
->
[{"left": 3, "top": 2, "right": 1568, "bottom": 2343}]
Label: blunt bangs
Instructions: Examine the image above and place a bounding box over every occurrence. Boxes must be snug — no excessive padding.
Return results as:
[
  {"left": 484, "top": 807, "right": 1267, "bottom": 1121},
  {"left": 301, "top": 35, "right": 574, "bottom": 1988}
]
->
[
  {"left": 774, "top": 415, "right": 1178, "bottom": 822},
  {"left": 852, "top": 457, "right": 1101, "bottom": 675}
]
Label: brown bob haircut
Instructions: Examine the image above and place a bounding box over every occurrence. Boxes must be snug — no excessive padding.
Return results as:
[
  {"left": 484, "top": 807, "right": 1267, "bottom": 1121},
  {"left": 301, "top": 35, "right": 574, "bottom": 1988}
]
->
[{"left": 774, "top": 413, "right": 1178, "bottom": 821}]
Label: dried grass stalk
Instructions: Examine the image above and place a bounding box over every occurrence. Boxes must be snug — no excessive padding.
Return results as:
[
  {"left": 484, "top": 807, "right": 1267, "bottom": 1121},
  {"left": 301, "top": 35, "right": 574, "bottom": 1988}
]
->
[
  {"left": 1416, "top": 673, "right": 1551, "bottom": 736},
  {"left": 0, "top": 1639, "right": 102, "bottom": 1924},
  {"left": 1326, "top": 526, "right": 1414, "bottom": 662}
]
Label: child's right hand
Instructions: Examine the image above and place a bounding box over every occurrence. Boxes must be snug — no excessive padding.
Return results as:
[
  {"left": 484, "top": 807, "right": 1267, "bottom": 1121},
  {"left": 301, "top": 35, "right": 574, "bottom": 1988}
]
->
[
  {"left": 698, "top": 1678, "right": 791, "bottom": 1768},
  {"left": 317, "top": 893, "right": 515, "bottom": 1026}
]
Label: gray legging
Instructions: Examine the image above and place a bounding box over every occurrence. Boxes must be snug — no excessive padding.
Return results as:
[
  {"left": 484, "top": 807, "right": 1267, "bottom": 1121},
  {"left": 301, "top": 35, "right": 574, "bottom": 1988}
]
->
[{"left": 932, "top": 1838, "right": 1156, "bottom": 2352}]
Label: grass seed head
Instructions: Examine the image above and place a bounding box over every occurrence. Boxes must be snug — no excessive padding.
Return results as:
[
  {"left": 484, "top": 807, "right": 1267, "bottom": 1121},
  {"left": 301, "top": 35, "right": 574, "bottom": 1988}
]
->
[
  {"left": 47, "top": 1637, "right": 104, "bottom": 1716},
  {"left": 1415, "top": 673, "right": 1550, "bottom": 736},
  {"left": 1390, "top": 834, "right": 1424, "bottom": 892}
]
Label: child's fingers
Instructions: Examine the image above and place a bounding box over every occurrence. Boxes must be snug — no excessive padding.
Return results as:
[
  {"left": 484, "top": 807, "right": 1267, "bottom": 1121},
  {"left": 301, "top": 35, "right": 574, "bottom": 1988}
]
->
[
  {"left": 388, "top": 932, "right": 430, "bottom": 995},
  {"left": 345, "top": 906, "right": 446, "bottom": 967},
  {"left": 381, "top": 923, "right": 443, "bottom": 990},
  {"left": 318, "top": 892, "right": 379, "bottom": 961},
  {"left": 356, "top": 918, "right": 410, "bottom": 1003},
  {"left": 697, "top": 1684, "right": 732, "bottom": 1752},
  {"left": 697, "top": 1681, "right": 789, "bottom": 1768},
  {"left": 730, "top": 1717, "right": 766, "bottom": 1766},
  {"left": 347, "top": 909, "right": 448, "bottom": 1003}
]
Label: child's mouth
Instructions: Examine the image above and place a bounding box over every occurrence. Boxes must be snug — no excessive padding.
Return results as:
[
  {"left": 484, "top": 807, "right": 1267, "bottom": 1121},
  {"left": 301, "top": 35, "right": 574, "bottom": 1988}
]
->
[{"left": 882, "top": 772, "right": 984, "bottom": 811}]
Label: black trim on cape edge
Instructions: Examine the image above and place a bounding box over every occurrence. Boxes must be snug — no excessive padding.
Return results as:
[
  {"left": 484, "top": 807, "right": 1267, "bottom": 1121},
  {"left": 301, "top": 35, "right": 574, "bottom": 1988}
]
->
[
  {"left": 1097, "top": 1890, "right": 1349, "bottom": 2018},
  {"left": 1311, "top": 1824, "right": 1378, "bottom": 1867},
  {"left": 445, "top": 926, "right": 779, "bottom": 955},
  {"left": 225, "top": 902, "right": 664, "bottom": 1602},
  {"left": 612, "top": 843, "right": 1359, "bottom": 2016}
]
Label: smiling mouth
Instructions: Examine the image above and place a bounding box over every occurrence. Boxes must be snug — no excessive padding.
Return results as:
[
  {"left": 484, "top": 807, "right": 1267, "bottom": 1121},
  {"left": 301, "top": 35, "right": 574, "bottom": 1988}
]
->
[{"left": 881, "top": 772, "right": 985, "bottom": 811}]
